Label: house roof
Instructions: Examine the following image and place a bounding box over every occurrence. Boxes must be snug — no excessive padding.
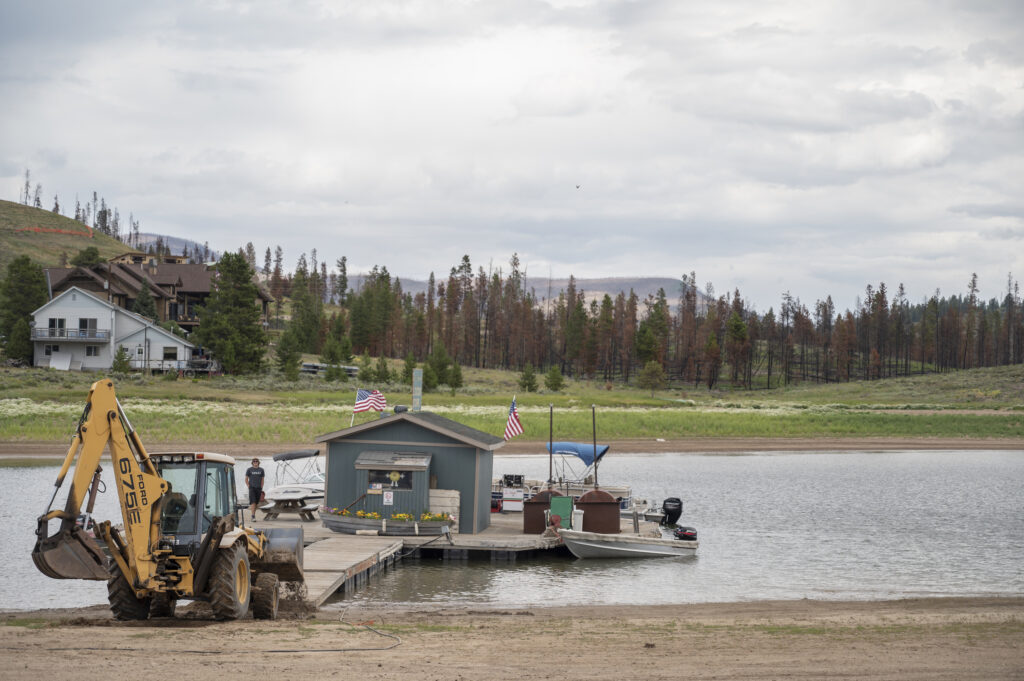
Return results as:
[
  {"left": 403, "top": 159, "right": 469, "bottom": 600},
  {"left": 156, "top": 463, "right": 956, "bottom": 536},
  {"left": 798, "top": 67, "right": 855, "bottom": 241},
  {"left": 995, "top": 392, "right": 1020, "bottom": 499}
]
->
[
  {"left": 315, "top": 410, "right": 506, "bottom": 451},
  {"left": 123, "top": 262, "right": 274, "bottom": 301},
  {"left": 32, "top": 286, "right": 194, "bottom": 349},
  {"left": 45, "top": 264, "right": 173, "bottom": 301}
]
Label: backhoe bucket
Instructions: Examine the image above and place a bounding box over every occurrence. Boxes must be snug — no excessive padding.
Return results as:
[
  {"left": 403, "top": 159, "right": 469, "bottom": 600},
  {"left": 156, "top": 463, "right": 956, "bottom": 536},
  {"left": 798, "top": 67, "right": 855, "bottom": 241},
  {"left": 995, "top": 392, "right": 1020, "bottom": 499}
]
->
[{"left": 32, "top": 524, "right": 109, "bottom": 581}]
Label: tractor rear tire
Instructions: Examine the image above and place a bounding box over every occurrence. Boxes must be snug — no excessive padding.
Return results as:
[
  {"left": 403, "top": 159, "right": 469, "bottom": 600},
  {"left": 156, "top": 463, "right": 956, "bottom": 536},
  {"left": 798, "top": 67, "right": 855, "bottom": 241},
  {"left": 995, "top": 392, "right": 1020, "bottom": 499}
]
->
[
  {"left": 149, "top": 592, "right": 177, "bottom": 618},
  {"left": 252, "top": 573, "right": 280, "bottom": 620},
  {"left": 209, "top": 543, "right": 251, "bottom": 620},
  {"left": 107, "top": 563, "right": 151, "bottom": 621}
]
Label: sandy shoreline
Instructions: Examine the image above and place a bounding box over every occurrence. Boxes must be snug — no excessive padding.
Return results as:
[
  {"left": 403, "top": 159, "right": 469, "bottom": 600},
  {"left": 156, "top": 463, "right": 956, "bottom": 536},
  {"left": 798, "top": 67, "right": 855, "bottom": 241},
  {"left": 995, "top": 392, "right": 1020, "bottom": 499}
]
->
[
  {"left": 2, "top": 436, "right": 1023, "bottom": 460},
  {"left": 2, "top": 597, "right": 1021, "bottom": 679}
]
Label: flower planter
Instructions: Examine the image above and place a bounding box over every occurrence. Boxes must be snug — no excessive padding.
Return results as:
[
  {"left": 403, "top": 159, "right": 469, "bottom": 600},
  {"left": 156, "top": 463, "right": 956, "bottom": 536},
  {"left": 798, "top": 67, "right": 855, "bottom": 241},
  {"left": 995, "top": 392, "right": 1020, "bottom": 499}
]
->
[{"left": 319, "top": 511, "right": 452, "bottom": 536}]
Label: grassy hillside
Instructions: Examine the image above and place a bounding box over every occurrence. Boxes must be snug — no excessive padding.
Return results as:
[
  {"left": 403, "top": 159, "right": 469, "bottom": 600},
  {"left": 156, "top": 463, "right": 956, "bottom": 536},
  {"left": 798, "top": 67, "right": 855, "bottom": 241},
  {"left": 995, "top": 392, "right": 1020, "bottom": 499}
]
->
[
  {"left": 0, "top": 364, "right": 1021, "bottom": 444},
  {"left": 0, "top": 199, "right": 138, "bottom": 272}
]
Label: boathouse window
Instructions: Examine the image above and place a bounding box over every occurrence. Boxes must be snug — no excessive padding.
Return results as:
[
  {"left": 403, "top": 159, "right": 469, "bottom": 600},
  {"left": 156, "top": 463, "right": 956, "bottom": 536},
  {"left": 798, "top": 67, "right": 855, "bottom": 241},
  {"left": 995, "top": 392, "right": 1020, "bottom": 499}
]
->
[
  {"left": 354, "top": 451, "right": 431, "bottom": 493},
  {"left": 163, "top": 346, "right": 177, "bottom": 361},
  {"left": 367, "top": 469, "right": 413, "bottom": 490}
]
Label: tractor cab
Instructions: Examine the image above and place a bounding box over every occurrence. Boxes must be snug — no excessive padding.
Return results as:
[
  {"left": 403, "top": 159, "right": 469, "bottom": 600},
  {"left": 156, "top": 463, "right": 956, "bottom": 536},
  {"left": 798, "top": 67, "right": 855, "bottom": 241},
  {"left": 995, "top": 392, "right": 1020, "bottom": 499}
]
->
[{"left": 150, "top": 453, "right": 239, "bottom": 556}]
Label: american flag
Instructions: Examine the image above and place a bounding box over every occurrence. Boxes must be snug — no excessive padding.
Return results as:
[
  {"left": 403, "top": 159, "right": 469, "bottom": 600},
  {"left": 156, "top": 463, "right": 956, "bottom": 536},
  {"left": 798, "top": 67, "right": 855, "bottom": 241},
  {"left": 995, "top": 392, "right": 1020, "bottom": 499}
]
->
[
  {"left": 354, "top": 389, "right": 387, "bottom": 413},
  {"left": 504, "top": 397, "right": 524, "bottom": 440}
]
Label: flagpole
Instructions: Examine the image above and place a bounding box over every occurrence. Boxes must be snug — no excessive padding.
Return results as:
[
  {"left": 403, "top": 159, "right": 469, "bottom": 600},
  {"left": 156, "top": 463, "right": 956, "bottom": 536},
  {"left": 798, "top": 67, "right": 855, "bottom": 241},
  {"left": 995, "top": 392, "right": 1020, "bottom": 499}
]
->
[
  {"left": 350, "top": 389, "right": 358, "bottom": 428},
  {"left": 591, "top": 404, "right": 598, "bottom": 489},
  {"left": 548, "top": 403, "right": 553, "bottom": 485}
]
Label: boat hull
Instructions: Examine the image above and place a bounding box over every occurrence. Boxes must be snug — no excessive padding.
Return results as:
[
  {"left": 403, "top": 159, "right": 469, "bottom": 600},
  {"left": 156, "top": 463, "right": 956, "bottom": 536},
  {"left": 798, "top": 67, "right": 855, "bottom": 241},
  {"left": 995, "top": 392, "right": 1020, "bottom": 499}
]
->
[{"left": 559, "top": 529, "right": 697, "bottom": 559}]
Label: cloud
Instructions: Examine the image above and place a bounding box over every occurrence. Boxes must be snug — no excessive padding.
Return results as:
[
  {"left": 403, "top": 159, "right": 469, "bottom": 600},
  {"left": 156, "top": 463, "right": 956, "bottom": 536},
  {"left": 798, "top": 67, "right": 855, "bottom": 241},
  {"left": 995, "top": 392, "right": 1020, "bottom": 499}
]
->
[{"left": 1, "top": 0, "right": 1022, "bottom": 312}]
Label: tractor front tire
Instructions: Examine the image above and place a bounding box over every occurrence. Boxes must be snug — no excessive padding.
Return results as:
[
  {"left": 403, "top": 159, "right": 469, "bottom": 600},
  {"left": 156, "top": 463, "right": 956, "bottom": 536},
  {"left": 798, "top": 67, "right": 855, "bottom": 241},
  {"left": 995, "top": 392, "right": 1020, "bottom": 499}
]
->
[
  {"left": 209, "top": 543, "right": 251, "bottom": 620},
  {"left": 149, "top": 592, "right": 177, "bottom": 618},
  {"left": 252, "top": 572, "right": 280, "bottom": 620},
  {"left": 107, "top": 563, "right": 151, "bottom": 621}
]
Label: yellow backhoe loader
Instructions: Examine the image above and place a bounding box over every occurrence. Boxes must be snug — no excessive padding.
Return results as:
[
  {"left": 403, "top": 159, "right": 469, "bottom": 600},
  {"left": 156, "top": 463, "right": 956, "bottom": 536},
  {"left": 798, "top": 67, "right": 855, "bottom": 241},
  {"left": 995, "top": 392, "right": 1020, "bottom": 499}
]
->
[{"left": 31, "top": 378, "right": 303, "bottom": 620}]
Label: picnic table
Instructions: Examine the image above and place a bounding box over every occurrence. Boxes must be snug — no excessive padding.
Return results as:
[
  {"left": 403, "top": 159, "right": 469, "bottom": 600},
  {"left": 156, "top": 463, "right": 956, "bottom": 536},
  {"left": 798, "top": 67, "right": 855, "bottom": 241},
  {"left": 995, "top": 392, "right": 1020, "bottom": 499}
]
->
[{"left": 259, "top": 499, "right": 320, "bottom": 522}]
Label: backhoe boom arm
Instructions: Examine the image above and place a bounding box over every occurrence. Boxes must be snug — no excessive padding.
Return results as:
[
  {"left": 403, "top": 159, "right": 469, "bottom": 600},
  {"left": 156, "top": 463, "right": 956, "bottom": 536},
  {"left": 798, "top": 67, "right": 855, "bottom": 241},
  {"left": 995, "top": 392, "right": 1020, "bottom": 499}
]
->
[{"left": 32, "top": 379, "right": 168, "bottom": 583}]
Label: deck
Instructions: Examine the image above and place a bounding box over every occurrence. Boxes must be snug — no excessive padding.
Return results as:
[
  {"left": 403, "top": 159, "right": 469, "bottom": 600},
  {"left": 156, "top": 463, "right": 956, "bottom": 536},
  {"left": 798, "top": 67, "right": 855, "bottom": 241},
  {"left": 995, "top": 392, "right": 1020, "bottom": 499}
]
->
[{"left": 250, "top": 510, "right": 653, "bottom": 607}]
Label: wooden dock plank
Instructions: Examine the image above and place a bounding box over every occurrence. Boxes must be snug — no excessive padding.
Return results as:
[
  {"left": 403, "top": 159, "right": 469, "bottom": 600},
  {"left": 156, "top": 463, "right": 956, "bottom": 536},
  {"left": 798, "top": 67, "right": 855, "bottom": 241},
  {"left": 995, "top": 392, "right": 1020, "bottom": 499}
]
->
[{"left": 301, "top": 536, "right": 403, "bottom": 607}]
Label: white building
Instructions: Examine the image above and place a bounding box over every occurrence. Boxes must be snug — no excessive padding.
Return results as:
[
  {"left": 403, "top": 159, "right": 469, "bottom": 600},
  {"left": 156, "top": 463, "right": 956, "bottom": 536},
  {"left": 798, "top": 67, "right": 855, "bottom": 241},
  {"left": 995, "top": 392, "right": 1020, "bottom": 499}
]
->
[{"left": 31, "top": 286, "right": 194, "bottom": 372}]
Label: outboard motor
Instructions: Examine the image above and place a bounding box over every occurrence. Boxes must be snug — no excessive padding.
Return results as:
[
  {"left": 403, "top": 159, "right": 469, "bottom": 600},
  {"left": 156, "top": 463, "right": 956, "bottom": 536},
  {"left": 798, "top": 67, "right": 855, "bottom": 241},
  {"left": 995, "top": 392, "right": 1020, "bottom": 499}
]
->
[
  {"left": 673, "top": 526, "right": 698, "bottom": 541},
  {"left": 660, "top": 497, "right": 683, "bottom": 526}
]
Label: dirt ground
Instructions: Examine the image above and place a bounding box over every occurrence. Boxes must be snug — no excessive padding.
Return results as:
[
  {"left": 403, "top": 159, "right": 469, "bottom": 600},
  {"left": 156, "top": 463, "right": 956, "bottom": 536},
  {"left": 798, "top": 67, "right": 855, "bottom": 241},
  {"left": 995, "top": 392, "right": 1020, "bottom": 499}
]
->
[
  {"left": 4, "top": 436, "right": 1024, "bottom": 460},
  {"left": 6, "top": 439, "right": 1021, "bottom": 678},
  {"left": 1, "top": 597, "right": 1022, "bottom": 680}
]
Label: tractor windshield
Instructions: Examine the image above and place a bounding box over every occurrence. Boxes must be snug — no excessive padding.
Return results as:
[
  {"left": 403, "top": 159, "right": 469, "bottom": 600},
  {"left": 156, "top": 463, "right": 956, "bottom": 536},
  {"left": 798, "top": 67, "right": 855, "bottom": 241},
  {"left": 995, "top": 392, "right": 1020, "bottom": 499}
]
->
[{"left": 160, "top": 464, "right": 199, "bottom": 535}]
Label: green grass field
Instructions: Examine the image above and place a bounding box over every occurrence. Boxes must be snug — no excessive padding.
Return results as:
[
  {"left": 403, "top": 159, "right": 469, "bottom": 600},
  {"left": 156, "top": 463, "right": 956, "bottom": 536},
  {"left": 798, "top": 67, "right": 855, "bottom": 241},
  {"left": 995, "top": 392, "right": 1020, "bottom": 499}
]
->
[{"left": 1, "top": 364, "right": 1022, "bottom": 444}]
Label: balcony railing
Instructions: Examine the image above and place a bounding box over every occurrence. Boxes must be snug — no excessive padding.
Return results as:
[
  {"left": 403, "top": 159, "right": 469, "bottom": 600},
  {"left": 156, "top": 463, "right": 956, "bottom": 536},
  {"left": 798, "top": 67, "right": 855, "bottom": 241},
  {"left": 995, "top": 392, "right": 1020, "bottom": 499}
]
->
[{"left": 32, "top": 328, "right": 111, "bottom": 341}]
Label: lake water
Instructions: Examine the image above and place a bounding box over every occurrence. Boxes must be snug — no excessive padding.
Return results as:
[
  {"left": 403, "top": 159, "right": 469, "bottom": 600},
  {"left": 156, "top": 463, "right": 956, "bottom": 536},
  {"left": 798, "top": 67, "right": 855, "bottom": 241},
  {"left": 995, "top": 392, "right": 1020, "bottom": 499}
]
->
[{"left": 3, "top": 451, "right": 1022, "bottom": 612}]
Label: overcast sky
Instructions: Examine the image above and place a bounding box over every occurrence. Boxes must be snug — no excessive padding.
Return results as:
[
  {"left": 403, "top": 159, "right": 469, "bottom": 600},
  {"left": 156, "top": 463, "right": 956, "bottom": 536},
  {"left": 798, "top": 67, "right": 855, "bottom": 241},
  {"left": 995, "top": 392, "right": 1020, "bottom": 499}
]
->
[{"left": 2, "top": 1, "right": 1022, "bottom": 312}]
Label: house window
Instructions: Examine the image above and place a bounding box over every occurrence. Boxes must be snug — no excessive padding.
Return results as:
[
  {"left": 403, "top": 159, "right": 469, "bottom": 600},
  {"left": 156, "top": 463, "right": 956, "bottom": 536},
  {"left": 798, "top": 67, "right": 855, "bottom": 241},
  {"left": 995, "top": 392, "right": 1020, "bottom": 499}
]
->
[
  {"left": 79, "top": 318, "right": 97, "bottom": 339},
  {"left": 163, "top": 347, "right": 177, "bottom": 361},
  {"left": 48, "top": 318, "right": 65, "bottom": 338},
  {"left": 86, "top": 346, "right": 100, "bottom": 357},
  {"left": 136, "top": 347, "right": 145, "bottom": 356},
  {"left": 44, "top": 344, "right": 60, "bottom": 356}
]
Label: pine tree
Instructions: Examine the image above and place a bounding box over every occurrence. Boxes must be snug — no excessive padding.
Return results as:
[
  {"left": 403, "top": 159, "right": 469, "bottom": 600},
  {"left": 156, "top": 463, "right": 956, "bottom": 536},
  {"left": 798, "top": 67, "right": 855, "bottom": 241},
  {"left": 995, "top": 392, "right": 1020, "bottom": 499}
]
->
[
  {"left": 402, "top": 352, "right": 416, "bottom": 384},
  {"left": 448, "top": 362, "right": 463, "bottom": 389},
  {"left": 518, "top": 363, "right": 538, "bottom": 392},
  {"left": 544, "top": 365, "right": 565, "bottom": 391},
  {"left": 271, "top": 246, "right": 284, "bottom": 301},
  {"left": 71, "top": 246, "right": 102, "bottom": 267},
  {"left": 427, "top": 341, "right": 451, "bottom": 386},
  {"left": 321, "top": 335, "right": 345, "bottom": 382},
  {"left": 194, "top": 252, "right": 267, "bottom": 374},
  {"left": 374, "top": 355, "right": 391, "bottom": 383},
  {"left": 335, "top": 256, "right": 348, "bottom": 306},
  {"left": 0, "top": 256, "right": 48, "bottom": 351},
  {"left": 422, "top": 362, "right": 439, "bottom": 391},
  {"left": 111, "top": 346, "right": 132, "bottom": 373},
  {"left": 132, "top": 284, "right": 159, "bottom": 321},
  {"left": 357, "top": 354, "right": 374, "bottom": 382},
  {"left": 636, "top": 360, "right": 667, "bottom": 397},
  {"left": 275, "top": 327, "right": 302, "bottom": 380},
  {"left": 244, "top": 242, "right": 257, "bottom": 269},
  {"left": 6, "top": 318, "right": 32, "bottom": 363}
]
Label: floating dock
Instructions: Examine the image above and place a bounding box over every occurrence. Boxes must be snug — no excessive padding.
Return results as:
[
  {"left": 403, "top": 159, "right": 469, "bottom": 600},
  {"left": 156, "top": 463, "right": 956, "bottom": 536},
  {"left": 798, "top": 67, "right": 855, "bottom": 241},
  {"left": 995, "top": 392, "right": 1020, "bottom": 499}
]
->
[
  {"left": 301, "top": 536, "right": 403, "bottom": 607},
  {"left": 252, "top": 512, "right": 650, "bottom": 607}
]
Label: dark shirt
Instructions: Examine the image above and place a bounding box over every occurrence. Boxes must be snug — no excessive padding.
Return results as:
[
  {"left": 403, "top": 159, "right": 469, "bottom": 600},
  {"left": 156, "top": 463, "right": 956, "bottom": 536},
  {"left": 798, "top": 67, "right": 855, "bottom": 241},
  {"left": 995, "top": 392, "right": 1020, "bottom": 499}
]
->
[{"left": 246, "top": 466, "right": 265, "bottom": 490}]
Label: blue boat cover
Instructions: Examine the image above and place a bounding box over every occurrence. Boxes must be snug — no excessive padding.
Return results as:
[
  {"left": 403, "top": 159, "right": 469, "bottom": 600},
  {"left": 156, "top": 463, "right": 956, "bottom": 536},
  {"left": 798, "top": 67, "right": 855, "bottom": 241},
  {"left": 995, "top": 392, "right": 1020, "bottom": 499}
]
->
[{"left": 546, "top": 441, "right": 610, "bottom": 468}]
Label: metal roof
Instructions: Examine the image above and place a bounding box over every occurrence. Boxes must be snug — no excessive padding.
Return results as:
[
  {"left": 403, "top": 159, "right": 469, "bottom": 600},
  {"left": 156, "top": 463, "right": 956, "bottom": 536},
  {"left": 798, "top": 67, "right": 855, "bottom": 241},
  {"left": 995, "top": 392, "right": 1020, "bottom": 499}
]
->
[
  {"left": 315, "top": 410, "right": 506, "bottom": 451},
  {"left": 354, "top": 451, "right": 432, "bottom": 470}
]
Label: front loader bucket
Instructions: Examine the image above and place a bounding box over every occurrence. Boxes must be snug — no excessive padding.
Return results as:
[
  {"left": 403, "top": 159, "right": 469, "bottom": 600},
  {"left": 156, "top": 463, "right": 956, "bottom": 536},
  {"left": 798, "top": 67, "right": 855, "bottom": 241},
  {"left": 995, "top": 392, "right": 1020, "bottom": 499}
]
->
[
  {"left": 32, "top": 525, "right": 109, "bottom": 581},
  {"left": 251, "top": 528, "right": 304, "bottom": 582}
]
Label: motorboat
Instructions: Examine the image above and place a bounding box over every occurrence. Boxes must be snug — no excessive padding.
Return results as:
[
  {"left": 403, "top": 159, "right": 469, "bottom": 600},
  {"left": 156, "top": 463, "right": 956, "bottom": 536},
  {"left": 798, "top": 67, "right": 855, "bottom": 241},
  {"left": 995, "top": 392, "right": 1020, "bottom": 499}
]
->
[
  {"left": 621, "top": 496, "right": 686, "bottom": 525},
  {"left": 558, "top": 527, "right": 698, "bottom": 559},
  {"left": 263, "top": 449, "right": 325, "bottom": 507}
]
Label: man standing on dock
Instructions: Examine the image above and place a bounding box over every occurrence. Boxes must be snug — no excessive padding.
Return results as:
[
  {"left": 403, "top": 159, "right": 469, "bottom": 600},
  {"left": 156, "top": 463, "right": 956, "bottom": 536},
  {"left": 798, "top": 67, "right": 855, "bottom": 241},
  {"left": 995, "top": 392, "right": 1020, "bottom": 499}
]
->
[{"left": 246, "top": 457, "right": 265, "bottom": 518}]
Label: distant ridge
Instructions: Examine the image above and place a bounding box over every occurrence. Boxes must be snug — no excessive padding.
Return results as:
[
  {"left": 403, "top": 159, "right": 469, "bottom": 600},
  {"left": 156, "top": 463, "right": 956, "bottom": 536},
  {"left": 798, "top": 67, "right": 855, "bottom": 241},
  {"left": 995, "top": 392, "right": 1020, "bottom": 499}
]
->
[
  {"left": 135, "top": 232, "right": 218, "bottom": 260},
  {"left": 346, "top": 273, "right": 692, "bottom": 305}
]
